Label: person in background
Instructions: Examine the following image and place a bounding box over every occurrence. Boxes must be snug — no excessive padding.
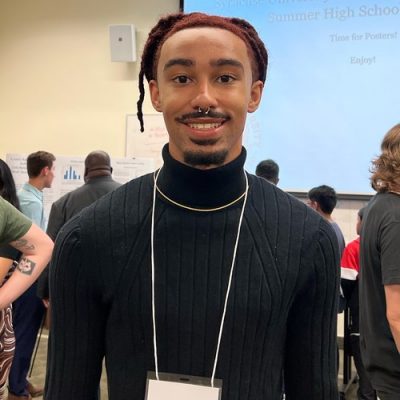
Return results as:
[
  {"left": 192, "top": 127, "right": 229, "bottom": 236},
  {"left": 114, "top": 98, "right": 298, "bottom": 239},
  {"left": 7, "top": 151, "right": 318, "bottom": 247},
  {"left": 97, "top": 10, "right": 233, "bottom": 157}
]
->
[
  {"left": 37, "top": 150, "right": 121, "bottom": 303},
  {"left": 340, "top": 207, "right": 376, "bottom": 400},
  {"left": 360, "top": 123, "right": 400, "bottom": 400},
  {"left": 0, "top": 159, "right": 23, "bottom": 400},
  {"left": 255, "top": 159, "right": 279, "bottom": 185},
  {"left": 307, "top": 184, "right": 345, "bottom": 256},
  {"left": 45, "top": 12, "right": 339, "bottom": 400},
  {"left": 0, "top": 192, "right": 53, "bottom": 398},
  {"left": 0, "top": 196, "right": 53, "bottom": 307},
  {"left": 9, "top": 151, "right": 55, "bottom": 400},
  {"left": 17, "top": 152, "right": 55, "bottom": 231}
]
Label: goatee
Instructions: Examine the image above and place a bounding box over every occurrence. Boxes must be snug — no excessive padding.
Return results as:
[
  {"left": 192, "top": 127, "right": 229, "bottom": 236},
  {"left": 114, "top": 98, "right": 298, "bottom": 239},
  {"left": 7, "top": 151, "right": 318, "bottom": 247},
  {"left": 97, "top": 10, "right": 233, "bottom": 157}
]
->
[{"left": 183, "top": 149, "right": 228, "bottom": 168}]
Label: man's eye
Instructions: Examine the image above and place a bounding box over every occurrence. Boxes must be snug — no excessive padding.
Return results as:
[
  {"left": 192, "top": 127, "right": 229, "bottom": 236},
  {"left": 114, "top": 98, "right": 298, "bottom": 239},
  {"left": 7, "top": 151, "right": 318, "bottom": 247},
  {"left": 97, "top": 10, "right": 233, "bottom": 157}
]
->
[
  {"left": 218, "top": 75, "right": 235, "bottom": 83},
  {"left": 173, "top": 76, "right": 190, "bottom": 84}
]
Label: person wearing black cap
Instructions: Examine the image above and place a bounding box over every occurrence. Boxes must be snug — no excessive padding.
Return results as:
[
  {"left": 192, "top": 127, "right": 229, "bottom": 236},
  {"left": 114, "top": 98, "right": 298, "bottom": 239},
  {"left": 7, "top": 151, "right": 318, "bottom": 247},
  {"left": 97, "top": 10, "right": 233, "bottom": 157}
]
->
[{"left": 37, "top": 150, "right": 120, "bottom": 302}]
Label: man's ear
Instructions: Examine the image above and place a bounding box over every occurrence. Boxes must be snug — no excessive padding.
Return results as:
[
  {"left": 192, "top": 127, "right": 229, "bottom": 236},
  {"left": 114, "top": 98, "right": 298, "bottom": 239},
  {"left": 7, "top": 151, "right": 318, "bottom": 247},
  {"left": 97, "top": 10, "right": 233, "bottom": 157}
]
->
[
  {"left": 248, "top": 80, "right": 264, "bottom": 113},
  {"left": 41, "top": 166, "right": 49, "bottom": 177},
  {"left": 149, "top": 80, "right": 162, "bottom": 112}
]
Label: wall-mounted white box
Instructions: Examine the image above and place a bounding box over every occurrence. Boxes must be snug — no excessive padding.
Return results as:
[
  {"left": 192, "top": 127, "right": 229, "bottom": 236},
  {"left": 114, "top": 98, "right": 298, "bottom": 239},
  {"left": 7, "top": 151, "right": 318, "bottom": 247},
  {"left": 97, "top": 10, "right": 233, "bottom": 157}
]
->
[{"left": 109, "top": 24, "right": 136, "bottom": 62}]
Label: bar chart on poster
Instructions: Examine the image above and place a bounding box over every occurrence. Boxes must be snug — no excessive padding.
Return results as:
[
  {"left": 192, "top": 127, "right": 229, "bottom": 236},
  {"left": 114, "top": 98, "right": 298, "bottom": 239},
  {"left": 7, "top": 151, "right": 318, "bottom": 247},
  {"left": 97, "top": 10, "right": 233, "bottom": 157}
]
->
[{"left": 183, "top": 0, "right": 400, "bottom": 194}]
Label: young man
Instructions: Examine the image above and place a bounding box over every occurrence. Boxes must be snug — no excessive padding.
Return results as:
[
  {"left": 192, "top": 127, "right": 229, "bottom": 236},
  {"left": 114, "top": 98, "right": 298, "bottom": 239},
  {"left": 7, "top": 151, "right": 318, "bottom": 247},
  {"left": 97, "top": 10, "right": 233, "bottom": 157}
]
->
[
  {"left": 9, "top": 151, "right": 56, "bottom": 400},
  {"left": 45, "top": 13, "right": 339, "bottom": 400},
  {"left": 17, "top": 151, "right": 56, "bottom": 231},
  {"left": 37, "top": 150, "right": 121, "bottom": 302},
  {"left": 360, "top": 123, "right": 400, "bottom": 400},
  {"left": 255, "top": 159, "right": 279, "bottom": 185},
  {"left": 307, "top": 185, "right": 345, "bottom": 257}
]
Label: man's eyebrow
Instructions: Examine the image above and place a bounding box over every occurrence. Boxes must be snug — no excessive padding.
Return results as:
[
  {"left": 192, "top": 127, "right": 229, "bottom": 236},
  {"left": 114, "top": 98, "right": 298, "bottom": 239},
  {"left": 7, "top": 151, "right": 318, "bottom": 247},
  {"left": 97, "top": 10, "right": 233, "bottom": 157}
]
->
[
  {"left": 211, "top": 58, "right": 244, "bottom": 70},
  {"left": 163, "top": 58, "right": 244, "bottom": 71},
  {"left": 163, "top": 58, "right": 194, "bottom": 71}
]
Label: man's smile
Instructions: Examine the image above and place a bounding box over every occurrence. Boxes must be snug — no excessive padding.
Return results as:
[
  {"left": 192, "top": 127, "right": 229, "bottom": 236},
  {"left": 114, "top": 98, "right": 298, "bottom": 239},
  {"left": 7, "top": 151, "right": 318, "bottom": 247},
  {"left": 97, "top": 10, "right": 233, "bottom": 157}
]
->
[{"left": 187, "top": 122, "right": 223, "bottom": 130}]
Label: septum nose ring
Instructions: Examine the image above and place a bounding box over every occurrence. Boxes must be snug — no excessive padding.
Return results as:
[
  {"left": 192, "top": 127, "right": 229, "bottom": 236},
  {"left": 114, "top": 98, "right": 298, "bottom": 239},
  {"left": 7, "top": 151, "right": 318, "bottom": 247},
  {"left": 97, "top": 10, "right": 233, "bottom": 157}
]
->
[{"left": 198, "top": 107, "right": 210, "bottom": 115}]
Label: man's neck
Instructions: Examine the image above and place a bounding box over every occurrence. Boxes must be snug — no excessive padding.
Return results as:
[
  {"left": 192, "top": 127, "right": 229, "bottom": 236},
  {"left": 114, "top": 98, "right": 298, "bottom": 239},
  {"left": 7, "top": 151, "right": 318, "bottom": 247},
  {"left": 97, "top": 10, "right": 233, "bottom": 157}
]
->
[
  {"left": 323, "top": 213, "right": 334, "bottom": 223},
  {"left": 86, "top": 171, "right": 111, "bottom": 180},
  {"left": 157, "top": 144, "right": 247, "bottom": 209},
  {"left": 28, "top": 177, "right": 44, "bottom": 191}
]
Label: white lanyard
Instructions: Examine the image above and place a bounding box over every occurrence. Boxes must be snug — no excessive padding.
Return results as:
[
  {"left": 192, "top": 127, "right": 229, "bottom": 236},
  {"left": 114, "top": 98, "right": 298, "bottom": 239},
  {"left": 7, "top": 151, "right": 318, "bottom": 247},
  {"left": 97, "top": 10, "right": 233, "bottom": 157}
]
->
[{"left": 150, "top": 168, "right": 249, "bottom": 387}]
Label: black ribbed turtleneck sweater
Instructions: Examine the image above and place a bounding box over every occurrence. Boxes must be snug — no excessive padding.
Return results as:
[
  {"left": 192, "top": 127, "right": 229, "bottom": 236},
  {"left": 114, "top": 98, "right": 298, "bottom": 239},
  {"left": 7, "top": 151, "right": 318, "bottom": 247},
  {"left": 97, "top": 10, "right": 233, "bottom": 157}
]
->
[{"left": 45, "top": 146, "right": 339, "bottom": 400}]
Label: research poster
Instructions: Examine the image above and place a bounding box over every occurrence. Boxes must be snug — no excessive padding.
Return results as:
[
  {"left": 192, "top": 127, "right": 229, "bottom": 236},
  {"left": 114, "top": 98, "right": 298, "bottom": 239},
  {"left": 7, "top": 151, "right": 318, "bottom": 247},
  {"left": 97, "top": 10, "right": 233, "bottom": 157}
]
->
[{"left": 6, "top": 154, "right": 154, "bottom": 220}]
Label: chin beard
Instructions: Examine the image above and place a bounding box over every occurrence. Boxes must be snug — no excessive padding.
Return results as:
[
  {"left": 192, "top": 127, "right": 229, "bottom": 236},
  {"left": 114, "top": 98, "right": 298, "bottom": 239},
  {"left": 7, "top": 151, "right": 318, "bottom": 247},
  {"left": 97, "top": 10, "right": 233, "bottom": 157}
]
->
[{"left": 183, "top": 149, "right": 228, "bottom": 168}]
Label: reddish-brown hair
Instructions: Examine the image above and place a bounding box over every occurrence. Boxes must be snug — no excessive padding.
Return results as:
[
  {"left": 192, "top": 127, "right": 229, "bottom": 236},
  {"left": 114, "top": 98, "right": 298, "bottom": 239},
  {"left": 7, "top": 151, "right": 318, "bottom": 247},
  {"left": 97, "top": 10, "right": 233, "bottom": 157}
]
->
[
  {"left": 137, "top": 12, "right": 269, "bottom": 132},
  {"left": 370, "top": 123, "right": 400, "bottom": 192}
]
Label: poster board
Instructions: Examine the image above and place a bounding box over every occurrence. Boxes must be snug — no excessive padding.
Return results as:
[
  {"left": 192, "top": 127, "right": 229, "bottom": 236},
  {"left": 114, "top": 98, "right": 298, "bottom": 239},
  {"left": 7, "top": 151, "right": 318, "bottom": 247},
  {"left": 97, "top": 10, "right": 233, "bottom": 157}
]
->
[{"left": 125, "top": 114, "right": 168, "bottom": 169}]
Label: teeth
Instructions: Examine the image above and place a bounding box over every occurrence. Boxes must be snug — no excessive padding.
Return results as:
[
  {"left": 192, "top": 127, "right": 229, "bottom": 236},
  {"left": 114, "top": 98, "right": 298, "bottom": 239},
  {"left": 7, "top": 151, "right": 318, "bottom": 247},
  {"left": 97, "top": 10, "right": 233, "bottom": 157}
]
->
[{"left": 188, "top": 123, "right": 221, "bottom": 129}]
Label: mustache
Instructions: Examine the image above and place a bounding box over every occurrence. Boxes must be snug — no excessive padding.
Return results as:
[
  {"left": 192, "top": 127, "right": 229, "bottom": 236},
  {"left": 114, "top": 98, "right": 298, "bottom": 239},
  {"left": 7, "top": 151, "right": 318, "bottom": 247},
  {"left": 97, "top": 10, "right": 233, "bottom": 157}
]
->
[{"left": 176, "top": 110, "right": 229, "bottom": 122}]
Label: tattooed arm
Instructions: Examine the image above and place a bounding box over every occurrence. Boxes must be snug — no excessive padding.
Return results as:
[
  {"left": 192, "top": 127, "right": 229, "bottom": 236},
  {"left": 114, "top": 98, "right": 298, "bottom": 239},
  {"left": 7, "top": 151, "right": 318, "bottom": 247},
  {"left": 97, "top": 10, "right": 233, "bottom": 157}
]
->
[
  {"left": 0, "top": 256, "right": 14, "bottom": 284},
  {"left": 0, "top": 223, "right": 53, "bottom": 308}
]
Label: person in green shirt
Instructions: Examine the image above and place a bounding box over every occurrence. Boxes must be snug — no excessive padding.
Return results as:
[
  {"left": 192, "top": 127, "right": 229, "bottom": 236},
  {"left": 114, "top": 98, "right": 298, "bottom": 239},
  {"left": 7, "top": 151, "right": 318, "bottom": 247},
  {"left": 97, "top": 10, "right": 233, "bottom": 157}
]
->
[{"left": 0, "top": 196, "right": 53, "bottom": 308}]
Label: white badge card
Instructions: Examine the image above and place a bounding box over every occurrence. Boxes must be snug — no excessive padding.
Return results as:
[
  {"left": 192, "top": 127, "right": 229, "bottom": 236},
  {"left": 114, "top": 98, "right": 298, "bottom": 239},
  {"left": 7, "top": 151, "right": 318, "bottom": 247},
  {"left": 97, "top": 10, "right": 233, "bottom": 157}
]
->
[{"left": 145, "top": 372, "right": 222, "bottom": 400}]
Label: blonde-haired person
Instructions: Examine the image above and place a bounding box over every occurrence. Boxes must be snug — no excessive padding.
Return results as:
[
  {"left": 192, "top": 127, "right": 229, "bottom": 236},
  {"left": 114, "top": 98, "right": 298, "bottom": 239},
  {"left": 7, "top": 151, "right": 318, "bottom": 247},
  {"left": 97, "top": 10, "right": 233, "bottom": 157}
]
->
[{"left": 359, "top": 123, "right": 400, "bottom": 400}]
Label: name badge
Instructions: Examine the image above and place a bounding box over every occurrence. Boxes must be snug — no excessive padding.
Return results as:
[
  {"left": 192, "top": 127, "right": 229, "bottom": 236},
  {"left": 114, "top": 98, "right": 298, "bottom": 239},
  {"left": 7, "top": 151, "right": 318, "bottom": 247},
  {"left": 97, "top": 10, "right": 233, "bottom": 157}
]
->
[{"left": 145, "top": 371, "right": 222, "bottom": 400}]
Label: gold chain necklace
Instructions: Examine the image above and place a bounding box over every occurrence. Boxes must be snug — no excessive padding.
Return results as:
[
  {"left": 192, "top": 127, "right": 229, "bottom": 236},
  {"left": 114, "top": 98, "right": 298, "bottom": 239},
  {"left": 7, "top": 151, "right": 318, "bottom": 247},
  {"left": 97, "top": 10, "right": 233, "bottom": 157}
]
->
[{"left": 153, "top": 169, "right": 248, "bottom": 212}]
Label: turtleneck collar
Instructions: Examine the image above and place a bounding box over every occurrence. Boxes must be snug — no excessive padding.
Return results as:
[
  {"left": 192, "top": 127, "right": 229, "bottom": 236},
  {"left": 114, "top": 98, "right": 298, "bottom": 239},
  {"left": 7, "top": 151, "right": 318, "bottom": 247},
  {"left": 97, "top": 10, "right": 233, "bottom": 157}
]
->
[{"left": 156, "top": 145, "right": 247, "bottom": 209}]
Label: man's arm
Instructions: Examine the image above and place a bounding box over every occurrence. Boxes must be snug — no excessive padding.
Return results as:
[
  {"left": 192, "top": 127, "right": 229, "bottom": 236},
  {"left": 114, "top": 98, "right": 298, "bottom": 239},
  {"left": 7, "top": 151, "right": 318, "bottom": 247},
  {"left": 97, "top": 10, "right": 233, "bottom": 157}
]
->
[
  {"left": 385, "top": 284, "right": 400, "bottom": 353},
  {"left": 45, "top": 216, "right": 105, "bottom": 399},
  {"left": 380, "top": 221, "right": 400, "bottom": 352},
  {"left": 0, "top": 223, "right": 53, "bottom": 308},
  {"left": 0, "top": 256, "right": 14, "bottom": 283},
  {"left": 284, "top": 221, "right": 339, "bottom": 399}
]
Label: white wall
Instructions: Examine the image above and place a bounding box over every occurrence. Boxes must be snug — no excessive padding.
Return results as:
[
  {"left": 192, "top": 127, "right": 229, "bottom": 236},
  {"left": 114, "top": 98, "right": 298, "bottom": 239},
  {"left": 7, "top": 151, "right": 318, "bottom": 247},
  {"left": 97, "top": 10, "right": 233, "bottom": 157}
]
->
[{"left": 0, "top": 0, "right": 179, "bottom": 159}]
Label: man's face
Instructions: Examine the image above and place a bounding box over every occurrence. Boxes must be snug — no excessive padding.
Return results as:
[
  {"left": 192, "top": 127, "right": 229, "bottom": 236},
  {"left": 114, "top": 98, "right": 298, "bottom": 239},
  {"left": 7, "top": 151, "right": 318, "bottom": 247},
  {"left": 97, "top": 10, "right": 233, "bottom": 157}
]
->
[
  {"left": 43, "top": 163, "right": 55, "bottom": 188},
  {"left": 149, "top": 27, "right": 263, "bottom": 169}
]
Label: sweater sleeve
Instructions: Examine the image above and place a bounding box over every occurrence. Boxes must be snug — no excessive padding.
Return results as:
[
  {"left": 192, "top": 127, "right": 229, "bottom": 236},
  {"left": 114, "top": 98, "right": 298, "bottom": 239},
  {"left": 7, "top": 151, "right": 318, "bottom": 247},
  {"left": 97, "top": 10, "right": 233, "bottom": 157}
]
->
[
  {"left": 45, "top": 215, "right": 107, "bottom": 400},
  {"left": 284, "top": 219, "right": 339, "bottom": 400},
  {"left": 0, "top": 197, "right": 31, "bottom": 245}
]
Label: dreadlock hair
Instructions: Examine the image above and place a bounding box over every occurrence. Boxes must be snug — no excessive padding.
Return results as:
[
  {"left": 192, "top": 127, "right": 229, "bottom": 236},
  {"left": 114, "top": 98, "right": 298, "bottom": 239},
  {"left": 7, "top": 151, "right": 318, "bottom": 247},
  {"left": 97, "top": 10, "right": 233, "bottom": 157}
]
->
[
  {"left": 370, "top": 123, "right": 400, "bottom": 193},
  {"left": 137, "top": 12, "right": 269, "bottom": 132}
]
